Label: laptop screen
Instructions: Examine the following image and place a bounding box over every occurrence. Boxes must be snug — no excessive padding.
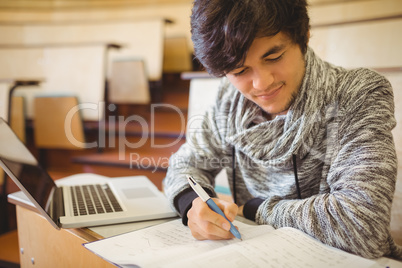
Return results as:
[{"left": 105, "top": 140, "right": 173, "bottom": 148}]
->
[{"left": 0, "top": 118, "right": 56, "bottom": 215}]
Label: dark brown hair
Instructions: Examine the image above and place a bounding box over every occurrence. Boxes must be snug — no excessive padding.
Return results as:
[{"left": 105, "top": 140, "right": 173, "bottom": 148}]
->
[{"left": 191, "top": 0, "right": 310, "bottom": 77}]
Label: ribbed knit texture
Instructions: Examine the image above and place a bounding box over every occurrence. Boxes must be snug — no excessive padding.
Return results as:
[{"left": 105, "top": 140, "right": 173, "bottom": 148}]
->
[{"left": 163, "top": 48, "right": 402, "bottom": 260}]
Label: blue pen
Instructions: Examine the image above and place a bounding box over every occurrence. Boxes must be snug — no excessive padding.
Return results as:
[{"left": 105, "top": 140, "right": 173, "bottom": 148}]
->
[{"left": 187, "top": 175, "right": 242, "bottom": 240}]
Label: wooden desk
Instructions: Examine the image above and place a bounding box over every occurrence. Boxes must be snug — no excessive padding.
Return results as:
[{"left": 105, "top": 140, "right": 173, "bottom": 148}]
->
[
  {"left": 14, "top": 205, "right": 112, "bottom": 267},
  {"left": 8, "top": 191, "right": 402, "bottom": 267},
  {"left": 8, "top": 191, "right": 175, "bottom": 267}
]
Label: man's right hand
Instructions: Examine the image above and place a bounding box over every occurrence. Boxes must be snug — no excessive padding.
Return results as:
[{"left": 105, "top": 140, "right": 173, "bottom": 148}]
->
[{"left": 187, "top": 197, "right": 238, "bottom": 240}]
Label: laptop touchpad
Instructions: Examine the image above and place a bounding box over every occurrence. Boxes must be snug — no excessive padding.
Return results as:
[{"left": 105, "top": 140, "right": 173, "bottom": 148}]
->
[{"left": 122, "top": 188, "right": 156, "bottom": 199}]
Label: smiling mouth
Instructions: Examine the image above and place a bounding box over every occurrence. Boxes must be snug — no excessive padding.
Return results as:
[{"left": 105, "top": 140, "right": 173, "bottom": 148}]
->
[{"left": 256, "top": 84, "right": 283, "bottom": 99}]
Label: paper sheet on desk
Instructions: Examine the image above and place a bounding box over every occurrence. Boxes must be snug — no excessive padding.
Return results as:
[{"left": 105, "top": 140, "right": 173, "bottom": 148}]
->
[
  {"left": 83, "top": 219, "right": 382, "bottom": 268},
  {"left": 84, "top": 219, "right": 264, "bottom": 267},
  {"left": 167, "top": 227, "right": 381, "bottom": 268}
]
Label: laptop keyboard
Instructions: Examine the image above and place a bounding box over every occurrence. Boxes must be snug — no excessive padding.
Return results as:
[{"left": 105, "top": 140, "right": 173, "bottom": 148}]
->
[{"left": 70, "top": 184, "right": 123, "bottom": 216}]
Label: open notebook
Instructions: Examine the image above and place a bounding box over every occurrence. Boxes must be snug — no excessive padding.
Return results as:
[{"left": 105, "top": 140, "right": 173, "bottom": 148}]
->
[{"left": 83, "top": 219, "right": 397, "bottom": 268}]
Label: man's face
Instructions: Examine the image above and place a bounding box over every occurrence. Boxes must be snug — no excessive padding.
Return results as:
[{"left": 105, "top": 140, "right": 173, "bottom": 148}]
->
[{"left": 226, "top": 32, "right": 306, "bottom": 119}]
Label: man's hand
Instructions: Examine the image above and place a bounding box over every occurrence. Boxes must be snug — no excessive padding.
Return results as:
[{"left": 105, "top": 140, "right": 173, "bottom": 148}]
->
[{"left": 187, "top": 197, "right": 238, "bottom": 240}]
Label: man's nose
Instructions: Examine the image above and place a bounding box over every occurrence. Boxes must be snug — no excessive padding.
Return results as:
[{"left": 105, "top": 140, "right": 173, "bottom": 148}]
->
[{"left": 252, "top": 70, "right": 274, "bottom": 91}]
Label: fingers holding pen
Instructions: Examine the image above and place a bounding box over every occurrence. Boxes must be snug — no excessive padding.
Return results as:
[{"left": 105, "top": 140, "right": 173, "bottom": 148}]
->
[
  {"left": 187, "top": 197, "right": 238, "bottom": 240},
  {"left": 218, "top": 199, "right": 238, "bottom": 222}
]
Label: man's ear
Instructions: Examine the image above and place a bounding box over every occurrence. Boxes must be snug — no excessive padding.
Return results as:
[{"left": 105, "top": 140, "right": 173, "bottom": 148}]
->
[{"left": 307, "top": 30, "right": 311, "bottom": 44}]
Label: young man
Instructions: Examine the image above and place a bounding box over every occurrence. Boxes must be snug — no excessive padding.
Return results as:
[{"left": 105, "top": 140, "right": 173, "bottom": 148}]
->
[{"left": 163, "top": 0, "right": 402, "bottom": 260}]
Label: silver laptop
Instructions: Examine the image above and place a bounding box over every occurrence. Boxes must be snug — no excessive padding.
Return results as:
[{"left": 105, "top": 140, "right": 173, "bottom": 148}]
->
[{"left": 0, "top": 118, "right": 176, "bottom": 230}]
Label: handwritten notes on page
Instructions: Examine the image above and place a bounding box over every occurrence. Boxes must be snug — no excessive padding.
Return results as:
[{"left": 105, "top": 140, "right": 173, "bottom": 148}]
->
[
  {"left": 166, "top": 227, "right": 379, "bottom": 268},
  {"left": 84, "top": 219, "right": 270, "bottom": 267},
  {"left": 83, "top": 219, "right": 380, "bottom": 268}
]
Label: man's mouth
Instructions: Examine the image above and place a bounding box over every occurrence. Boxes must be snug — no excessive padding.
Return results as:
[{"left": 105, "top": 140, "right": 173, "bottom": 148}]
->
[{"left": 255, "top": 84, "right": 283, "bottom": 100}]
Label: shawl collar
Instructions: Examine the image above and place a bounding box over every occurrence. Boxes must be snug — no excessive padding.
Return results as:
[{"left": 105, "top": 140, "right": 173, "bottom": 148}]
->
[{"left": 225, "top": 48, "right": 333, "bottom": 167}]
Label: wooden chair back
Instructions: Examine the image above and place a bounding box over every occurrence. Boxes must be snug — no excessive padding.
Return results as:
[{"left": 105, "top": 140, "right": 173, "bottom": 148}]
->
[
  {"left": 108, "top": 59, "right": 150, "bottom": 104},
  {"left": 34, "top": 96, "right": 85, "bottom": 149}
]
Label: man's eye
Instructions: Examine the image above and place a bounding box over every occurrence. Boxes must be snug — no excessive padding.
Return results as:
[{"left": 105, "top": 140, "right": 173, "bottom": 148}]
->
[
  {"left": 266, "top": 53, "right": 284, "bottom": 62},
  {"left": 233, "top": 69, "right": 246, "bottom": 76}
]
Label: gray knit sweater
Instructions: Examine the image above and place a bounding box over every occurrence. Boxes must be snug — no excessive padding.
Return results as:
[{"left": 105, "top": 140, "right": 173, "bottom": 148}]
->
[{"left": 163, "top": 48, "right": 402, "bottom": 260}]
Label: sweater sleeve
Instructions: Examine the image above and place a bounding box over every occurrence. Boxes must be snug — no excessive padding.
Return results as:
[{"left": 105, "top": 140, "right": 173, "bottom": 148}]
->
[{"left": 256, "top": 73, "right": 401, "bottom": 259}]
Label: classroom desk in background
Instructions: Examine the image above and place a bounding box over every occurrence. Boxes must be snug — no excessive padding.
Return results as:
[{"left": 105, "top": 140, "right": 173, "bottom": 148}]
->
[{"left": 0, "top": 78, "right": 43, "bottom": 122}]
